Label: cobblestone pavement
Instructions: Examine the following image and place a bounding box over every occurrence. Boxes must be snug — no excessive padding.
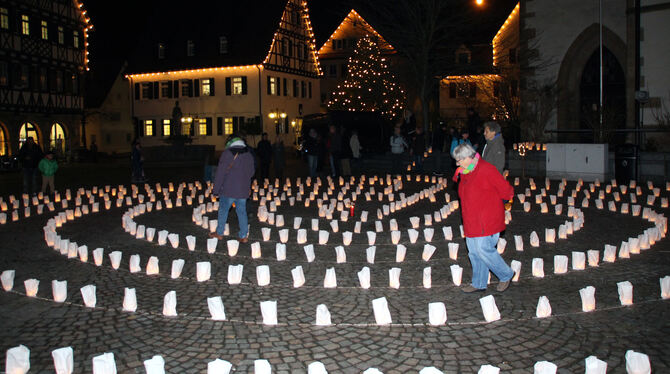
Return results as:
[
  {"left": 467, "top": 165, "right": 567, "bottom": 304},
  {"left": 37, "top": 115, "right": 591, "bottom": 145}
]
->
[{"left": 1, "top": 176, "right": 669, "bottom": 373}]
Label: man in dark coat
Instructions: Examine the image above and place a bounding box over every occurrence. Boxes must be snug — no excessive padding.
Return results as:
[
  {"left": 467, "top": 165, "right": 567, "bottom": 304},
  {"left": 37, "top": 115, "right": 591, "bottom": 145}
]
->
[
  {"left": 482, "top": 121, "right": 506, "bottom": 174},
  {"left": 18, "top": 137, "right": 43, "bottom": 194}
]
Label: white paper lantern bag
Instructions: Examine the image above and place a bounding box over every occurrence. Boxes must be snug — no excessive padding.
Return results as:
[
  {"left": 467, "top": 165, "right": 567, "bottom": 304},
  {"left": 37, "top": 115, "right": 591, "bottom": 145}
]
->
[
  {"left": 375, "top": 220, "right": 384, "bottom": 232},
  {"left": 423, "top": 267, "right": 431, "bottom": 288},
  {"left": 617, "top": 281, "right": 634, "bottom": 306},
  {"left": 92, "top": 352, "right": 116, "bottom": 374},
  {"left": 511, "top": 260, "right": 521, "bottom": 281},
  {"left": 260, "top": 300, "right": 277, "bottom": 325},
  {"left": 661, "top": 276, "right": 670, "bottom": 299},
  {"left": 251, "top": 242, "right": 262, "bottom": 259},
  {"left": 227, "top": 240, "right": 239, "bottom": 257},
  {"left": 207, "top": 296, "right": 226, "bottom": 320},
  {"left": 514, "top": 235, "right": 524, "bottom": 251},
  {"left": 51, "top": 346, "right": 74, "bottom": 374},
  {"left": 127, "top": 254, "right": 140, "bottom": 273},
  {"left": 23, "top": 278, "right": 39, "bottom": 297},
  {"left": 625, "top": 350, "right": 651, "bottom": 374},
  {"left": 366, "top": 246, "right": 376, "bottom": 264},
  {"left": 389, "top": 268, "right": 401, "bottom": 289},
  {"left": 207, "top": 238, "right": 218, "bottom": 254},
  {"left": 603, "top": 244, "right": 617, "bottom": 262},
  {"left": 171, "top": 259, "right": 185, "bottom": 279},
  {"left": 275, "top": 243, "right": 286, "bottom": 261},
  {"left": 157, "top": 230, "right": 168, "bottom": 245},
  {"left": 553, "top": 255, "right": 568, "bottom": 274},
  {"left": 390, "top": 230, "right": 401, "bottom": 245},
  {"left": 450, "top": 264, "right": 463, "bottom": 286},
  {"left": 5, "top": 344, "right": 30, "bottom": 374},
  {"left": 366, "top": 231, "right": 377, "bottom": 245},
  {"left": 533, "top": 361, "right": 557, "bottom": 374},
  {"left": 78, "top": 245, "right": 88, "bottom": 263},
  {"left": 308, "top": 361, "right": 327, "bottom": 374},
  {"left": 93, "top": 248, "right": 104, "bottom": 266},
  {"left": 358, "top": 267, "right": 371, "bottom": 289},
  {"left": 584, "top": 355, "right": 607, "bottom": 374},
  {"left": 572, "top": 251, "right": 586, "bottom": 270},
  {"left": 354, "top": 221, "right": 362, "bottom": 234},
  {"left": 587, "top": 249, "right": 599, "bottom": 267},
  {"left": 408, "top": 229, "right": 419, "bottom": 244},
  {"left": 304, "top": 244, "right": 316, "bottom": 262},
  {"left": 530, "top": 231, "right": 540, "bottom": 247},
  {"left": 80, "top": 284, "right": 96, "bottom": 308},
  {"left": 477, "top": 365, "right": 500, "bottom": 374},
  {"left": 141, "top": 355, "right": 165, "bottom": 374},
  {"left": 535, "top": 296, "right": 552, "bottom": 318},
  {"left": 123, "top": 287, "right": 137, "bottom": 312},
  {"left": 396, "top": 244, "right": 406, "bottom": 262},
  {"left": 442, "top": 226, "right": 453, "bottom": 240},
  {"left": 227, "top": 264, "right": 243, "bottom": 285},
  {"left": 208, "top": 359, "right": 233, "bottom": 374},
  {"left": 496, "top": 238, "right": 507, "bottom": 254},
  {"left": 619, "top": 242, "right": 630, "bottom": 258},
  {"left": 428, "top": 302, "right": 447, "bottom": 326},
  {"left": 422, "top": 244, "right": 437, "bottom": 261},
  {"left": 256, "top": 265, "right": 270, "bottom": 286},
  {"left": 334, "top": 246, "right": 347, "bottom": 263},
  {"left": 448, "top": 243, "right": 459, "bottom": 260},
  {"left": 423, "top": 228, "right": 434, "bottom": 242},
  {"left": 579, "top": 286, "right": 596, "bottom": 312},
  {"left": 479, "top": 295, "right": 501, "bottom": 322},
  {"left": 291, "top": 266, "right": 305, "bottom": 288},
  {"left": 167, "top": 233, "right": 179, "bottom": 248},
  {"left": 318, "top": 230, "right": 329, "bottom": 245},
  {"left": 311, "top": 218, "right": 319, "bottom": 231},
  {"left": 372, "top": 297, "right": 392, "bottom": 325},
  {"left": 315, "top": 304, "right": 332, "bottom": 326},
  {"left": 52, "top": 280, "right": 67, "bottom": 302},
  {"left": 2, "top": 269, "right": 15, "bottom": 291},
  {"left": 162, "top": 290, "right": 178, "bottom": 316},
  {"left": 532, "top": 258, "right": 544, "bottom": 278},
  {"left": 364, "top": 369, "right": 384, "bottom": 374},
  {"left": 196, "top": 262, "right": 212, "bottom": 282},
  {"left": 323, "top": 267, "right": 337, "bottom": 288}
]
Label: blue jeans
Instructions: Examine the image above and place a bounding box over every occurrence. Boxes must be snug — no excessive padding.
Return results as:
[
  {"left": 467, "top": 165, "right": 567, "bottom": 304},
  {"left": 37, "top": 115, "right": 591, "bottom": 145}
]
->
[
  {"left": 307, "top": 154, "right": 318, "bottom": 177},
  {"left": 216, "top": 196, "right": 248, "bottom": 239},
  {"left": 465, "top": 233, "right": 514, "bottom": 289}
]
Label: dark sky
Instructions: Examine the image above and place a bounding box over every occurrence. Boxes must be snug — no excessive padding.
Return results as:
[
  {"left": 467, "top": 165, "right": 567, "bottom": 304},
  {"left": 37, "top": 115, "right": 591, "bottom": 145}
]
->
[{"left": 83, "top": 0, "right": 517, "bottom": 105}]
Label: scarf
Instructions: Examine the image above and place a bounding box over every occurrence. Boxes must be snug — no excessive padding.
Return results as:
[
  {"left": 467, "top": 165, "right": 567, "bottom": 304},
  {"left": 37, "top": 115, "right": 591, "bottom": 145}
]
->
[{"left": 452, "top": 153, "right": 480, "bottom": 182}]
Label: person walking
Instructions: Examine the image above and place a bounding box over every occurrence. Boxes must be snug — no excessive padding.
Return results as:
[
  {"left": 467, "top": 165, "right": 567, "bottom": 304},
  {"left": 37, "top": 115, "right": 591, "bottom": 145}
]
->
[
  {"left": 18, "top": 137, "right": 43, "bottom": 194},
  {"left": 410, "top": 126, "right": 426, "bottom": 173},
  {"left": 431, "top": 123, "right": 447, "bottom": 175},
  {"left": 451, "top": 143, "right": 515, "bottom": 293},
  {"left": 303, "top": 128, "right": 319, "bottom": 177},
  {"left": 256, "top": 132, "right": 272, "bottom": 181},
  {"left": 326, "top": 124, "right": 342, "bottom": 177},
  {"left": 389, "top": 126, "right": 408, "bottom": 175},
  {"left": 482, "top": 121, "right": 506, "bottom": 174},
  {"left": 38, "top": 151, "right": 58, "bottom": 195},
  {"left": 211, "top": 136, "right": 255, "bottom": 243},
  {"left": 272, "top": 137, "right": 285, "bottom": 180},
  {"left": 450, "top": 129, "right": 472, "bottom": 154},
  {"left": 349, "top": 129, "right": 362, "bottom": 175},
  {"left": 131, "top": 140, "right": 146, "bottom": 183}
]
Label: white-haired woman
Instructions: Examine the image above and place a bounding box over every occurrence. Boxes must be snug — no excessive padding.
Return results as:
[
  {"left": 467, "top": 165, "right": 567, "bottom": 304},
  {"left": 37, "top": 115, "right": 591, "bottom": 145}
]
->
[{"left": 452, "top": 143, "right": 515, "bottom": 292}]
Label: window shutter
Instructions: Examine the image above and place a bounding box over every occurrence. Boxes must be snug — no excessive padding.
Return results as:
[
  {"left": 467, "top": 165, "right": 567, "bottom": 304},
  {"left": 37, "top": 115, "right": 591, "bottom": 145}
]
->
[
  {"left": 210, "top": 78, "right": 215, "bottom": 96},
  {"left": 239, "top": 116, "right": 245, "bottom": 133},
  {"left": 153, "top": 82, "right": 159, "bottom": 99},
  {"left": 225, "top": 77, "right": 231, "bottom": 95},
  {"left": 152, "top": 120, "right": 157, "bottom": 136},
  {"left": 189, "top": 121, "right": 195, "bottom": 136},
  {"left": 194, "top": 79, "right": 200, "bottom": 97},
  {"left": 277, "top": 77, "right": 281, "bottom": 96},
  {"left": 266, "top": 76, "right": 271, "bottom": 95},
  {"left": 284, "top": 118, "right": 289, "bottom": 134},
  {"left": 139, "top": 120, "right": 144, "bottom": 136},
  {"left": 232, "top": 117, "right": 239, "bottom": 133},
  {"left": 146, "top": 84, "right": 153, "bottom": 99},
  {"left": 134, "top": 83, "right": 140, "bottom": 100},
  {"left": 206, "top": 117, "right": 212, "bottom": 136},
  {"left": 241, "top": 76, "right": 247, "bottom": 95},
  {"left": 166, "top": 82, "right": 172, "bottom": 98},
  {"left": 283, "top": 78, "right": 287, "bottom": 96},
  {"left": 187, "top": 80, "right": 193, "bottom": 97},
  {"left": 173, "top": 80, "right": 179, "bottom": 98},
  {"left": 217, "top": 117, "right": 223, "bottom": 135}
]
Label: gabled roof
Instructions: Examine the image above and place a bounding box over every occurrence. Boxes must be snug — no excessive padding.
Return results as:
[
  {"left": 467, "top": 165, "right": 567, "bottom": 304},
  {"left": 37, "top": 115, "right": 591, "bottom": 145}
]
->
[
  {"left": 317, "top": 9, "right": 395, "bottom": 59},
  {"left": 125, "top": 0, "right": 287, "bottom": 75}
]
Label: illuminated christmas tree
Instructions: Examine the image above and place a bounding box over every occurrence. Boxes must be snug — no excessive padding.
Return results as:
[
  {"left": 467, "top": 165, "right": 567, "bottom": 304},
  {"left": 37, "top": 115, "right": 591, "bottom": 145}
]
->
[{"left": 328, "top": 35, "right": 405, "bottom": 120}]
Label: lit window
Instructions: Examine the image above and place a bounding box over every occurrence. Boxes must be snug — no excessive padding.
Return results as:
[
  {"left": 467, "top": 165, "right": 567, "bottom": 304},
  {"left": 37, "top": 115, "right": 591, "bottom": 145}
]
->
[
  {"left": 0, "top": 8, "right": 8, "bottom": 30},
  {"left": 232, "top": 77, "right": 243, "bottom": 95},
  {"left": 269, "top": 77, "right": 278, "bottom": 95},
  {"left": 219, "top": 36, "right": 228, "bottom": 54},
  {"left": 181, "top": 121, "right": 191, "bottom": 135},
  {"left": 41, "top": 20, "right": 48, "bottom": 40},
  {"left": 224, "top": 118, "right": 233, "bottom": 135},
  {"left": 198, "top": 118, "right": 207, "bottom": 135},
  {"left": 186, "top": 40, "right": 195, "bottom": 56},
  {"left": 201, "top": 78, "right": 211, "bottom": 96},
  {"left": 158, "top": 43, "right": 165, "bottom": 59},
  {"left": 73, "top": 31, "right": 79, "bottom": 48},
  {"left": 21, "top": 15, "right": 29, "bottom": 35},
  {"left": 144, "top": 120, "right": 154, "bottom": 136},
  {"left": 58, "top": 26, "right": 64, "bottom": 44},
  {"left": 162, "top": 119, "right": 171, "bottom": 136}
]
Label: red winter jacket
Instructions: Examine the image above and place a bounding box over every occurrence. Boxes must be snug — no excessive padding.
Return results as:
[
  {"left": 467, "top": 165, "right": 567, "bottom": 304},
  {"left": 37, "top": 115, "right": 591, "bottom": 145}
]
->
[{"left": 457, "top": 159, "right": 514, "bottom": 238}]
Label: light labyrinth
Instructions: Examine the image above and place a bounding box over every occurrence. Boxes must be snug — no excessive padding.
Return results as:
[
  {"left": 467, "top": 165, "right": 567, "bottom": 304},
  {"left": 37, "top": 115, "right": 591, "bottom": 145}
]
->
[{"left": 2, "top": 175, "right": 670, "bottom": 372}]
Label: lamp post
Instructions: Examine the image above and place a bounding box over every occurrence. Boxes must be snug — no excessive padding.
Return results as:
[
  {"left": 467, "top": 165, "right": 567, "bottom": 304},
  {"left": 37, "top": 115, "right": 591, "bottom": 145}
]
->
[
  {"left": 180, "top": 116, "right": 193, "bottom": 136},
  {"left": 268, "top": 109, "right": 287, "bottom": 135}
]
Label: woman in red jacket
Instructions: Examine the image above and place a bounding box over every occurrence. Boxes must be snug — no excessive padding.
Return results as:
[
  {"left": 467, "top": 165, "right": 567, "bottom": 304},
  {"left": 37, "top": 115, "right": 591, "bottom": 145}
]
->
[{"left": 452, "top": 143, "right": 515, "bottom": 293}]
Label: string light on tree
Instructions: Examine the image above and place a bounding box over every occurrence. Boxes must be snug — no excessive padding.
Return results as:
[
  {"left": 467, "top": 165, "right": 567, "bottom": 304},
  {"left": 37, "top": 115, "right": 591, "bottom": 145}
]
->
[{"left": 327, "top": 34, "right": 405, "bottom": 120}]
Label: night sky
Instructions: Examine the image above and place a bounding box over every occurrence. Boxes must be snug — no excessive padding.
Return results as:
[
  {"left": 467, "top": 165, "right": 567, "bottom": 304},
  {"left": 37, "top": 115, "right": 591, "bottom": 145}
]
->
[{"left": 83, "top": 0, "right": 517, "bottom": 106}]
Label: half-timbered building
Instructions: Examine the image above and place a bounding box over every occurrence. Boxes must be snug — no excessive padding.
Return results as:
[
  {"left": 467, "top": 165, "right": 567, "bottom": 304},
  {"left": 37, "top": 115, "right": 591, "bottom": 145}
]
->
[
  {"left": 125, "top": 0, "right": 322, "bottom": 150},
  {"left": 0, "top": 0, "right": 90, "bottom": 157}
]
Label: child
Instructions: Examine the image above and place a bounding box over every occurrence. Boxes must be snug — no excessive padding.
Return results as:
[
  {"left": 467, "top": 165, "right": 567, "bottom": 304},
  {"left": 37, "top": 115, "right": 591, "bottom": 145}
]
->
[{"left": 38, "top": 151, "right": 58, "bottom": 195}]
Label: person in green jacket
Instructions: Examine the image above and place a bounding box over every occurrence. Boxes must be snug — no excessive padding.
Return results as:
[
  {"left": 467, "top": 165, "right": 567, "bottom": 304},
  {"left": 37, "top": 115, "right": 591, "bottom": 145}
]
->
[{"left": 38, "top": 151, "right": 58, "bottom": 195}]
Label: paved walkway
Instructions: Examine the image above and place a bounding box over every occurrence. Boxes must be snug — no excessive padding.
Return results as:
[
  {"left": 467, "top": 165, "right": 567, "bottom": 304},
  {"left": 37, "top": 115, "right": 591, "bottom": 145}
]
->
[{"left": 1, "top": 176, "right": 669, "bottom": 372}]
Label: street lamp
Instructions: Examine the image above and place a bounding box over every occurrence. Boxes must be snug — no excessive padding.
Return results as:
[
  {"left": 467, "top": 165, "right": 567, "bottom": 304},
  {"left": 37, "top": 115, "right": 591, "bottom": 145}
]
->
[
  {"left": 180, "top": 116, "right": 193, "bottom": 136},
  {"left": 268, "top": 109, "right": 287, "bottom": 135},
  {"left": 475, "top": 0, "right": 484, "bottom": 6}
]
